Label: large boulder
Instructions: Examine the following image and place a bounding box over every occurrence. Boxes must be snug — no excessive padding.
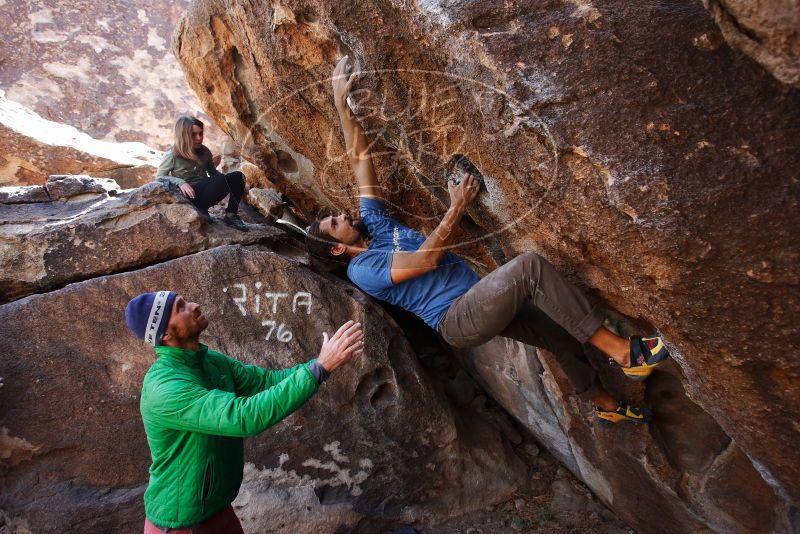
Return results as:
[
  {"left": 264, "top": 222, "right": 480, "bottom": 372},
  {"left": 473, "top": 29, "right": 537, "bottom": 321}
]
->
[
  {"left": 0, "top": 92, "right": 160, "bottom": 188},
  {"left": 0, "top": 244, "right": 525, "bottom": 533},
  {"left": 0, "top": 176, "right": 283, "bottom": 304},
  {"left": 173, "top": 0, "right": 800, "bottom": 530}
]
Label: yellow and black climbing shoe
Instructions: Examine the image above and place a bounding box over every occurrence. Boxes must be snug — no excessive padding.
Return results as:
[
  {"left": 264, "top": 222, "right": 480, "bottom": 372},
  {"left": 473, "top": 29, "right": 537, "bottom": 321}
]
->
[
  {"left": 595, "top": 403, "right": 652, "bottom": 425},
  {"left": 610, "top": 335, "right": 670, "bottom": 381}
]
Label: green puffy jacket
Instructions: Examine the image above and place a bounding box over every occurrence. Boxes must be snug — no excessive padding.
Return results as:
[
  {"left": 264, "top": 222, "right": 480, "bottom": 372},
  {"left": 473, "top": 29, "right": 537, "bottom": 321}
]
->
[
  {"left": 139, "top": 344, "right": 319, "bottom": 528},
  {"left": 155, "top": 145, "right": 217, "bottom": 186}
]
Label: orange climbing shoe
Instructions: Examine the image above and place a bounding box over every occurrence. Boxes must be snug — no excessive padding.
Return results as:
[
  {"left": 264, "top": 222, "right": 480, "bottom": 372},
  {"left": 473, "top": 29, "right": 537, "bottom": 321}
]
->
[
  {"left": 595, "top": 402, "right": 652, "bottom": 425},
  {"left": 609, "top": 335, "right": 670, "bottom": 381}
]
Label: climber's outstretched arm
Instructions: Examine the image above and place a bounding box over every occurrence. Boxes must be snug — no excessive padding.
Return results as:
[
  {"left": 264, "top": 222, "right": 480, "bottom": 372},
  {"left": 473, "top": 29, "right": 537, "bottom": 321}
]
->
[
  {"left": 332, "top": 56, "right": 382, "bottom": 200},
  {"left": 390, "top": 174, "right": 479, "bottom": 284}
]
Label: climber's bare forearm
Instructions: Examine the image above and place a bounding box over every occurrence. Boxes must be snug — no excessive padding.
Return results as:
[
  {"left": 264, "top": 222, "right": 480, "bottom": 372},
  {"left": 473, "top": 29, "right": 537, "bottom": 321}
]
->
[
  {"left": 390, "top": 202, "right": 467, "bottom": 284},
  {"left": 336, "top": 103, "right": 382, "bottom": 199}
]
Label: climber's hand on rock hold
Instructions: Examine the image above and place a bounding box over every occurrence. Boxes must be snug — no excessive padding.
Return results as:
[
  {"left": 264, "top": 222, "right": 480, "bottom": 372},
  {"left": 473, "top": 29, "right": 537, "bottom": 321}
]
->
[
  {"left": 179, "top": 183, "right": 196, "bottom": 199},
  {"left": 212, "top": 154, "right": 222, "bottom": 168},
  {"left": 317, "top": 320, "right": 364, "bottom": 372},
  {"left": 332, "top": 55, "right": 358, "bottom": 110},
  {"left": 448, "top": 173, "right": 479, "bottom": 211}
]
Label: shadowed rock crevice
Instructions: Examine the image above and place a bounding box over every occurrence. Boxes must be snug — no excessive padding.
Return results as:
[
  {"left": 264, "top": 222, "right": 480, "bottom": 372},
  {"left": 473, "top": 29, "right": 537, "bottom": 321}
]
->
[
  {"left": 454, "top": 328, "right": 796, "bottom": 532},
  {"left": 275, "top": 149, "right": 299, "bottom": 173},
  {"left": 641, "top": 367, "right": 794, "bottom": 532},
  {"left": 646, "top": 369, "right": 731, "bottom": 476}
]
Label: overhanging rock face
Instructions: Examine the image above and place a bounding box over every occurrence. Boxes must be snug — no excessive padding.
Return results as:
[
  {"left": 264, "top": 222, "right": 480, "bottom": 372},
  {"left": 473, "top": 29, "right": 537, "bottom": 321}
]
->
[
  {"left": 173, "top": 1, "right": 800, "bottom": 531},
  {"left": 703, "top": 0, "right": 800, "bottom": 88},
  {"left": 0, "top": 244, "right": 525, "bottom": 532}
]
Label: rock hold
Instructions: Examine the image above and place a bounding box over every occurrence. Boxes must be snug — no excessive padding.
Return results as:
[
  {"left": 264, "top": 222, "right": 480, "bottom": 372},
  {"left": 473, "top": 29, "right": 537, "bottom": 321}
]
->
[{"left": 247, "top": 187, "right": 287, "bottom": 221}]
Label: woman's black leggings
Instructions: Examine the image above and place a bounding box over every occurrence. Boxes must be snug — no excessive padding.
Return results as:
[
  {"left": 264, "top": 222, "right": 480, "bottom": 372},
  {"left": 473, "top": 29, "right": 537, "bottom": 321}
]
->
[{"left": 191, "top": 171, "right": 246, "bottom": 213}]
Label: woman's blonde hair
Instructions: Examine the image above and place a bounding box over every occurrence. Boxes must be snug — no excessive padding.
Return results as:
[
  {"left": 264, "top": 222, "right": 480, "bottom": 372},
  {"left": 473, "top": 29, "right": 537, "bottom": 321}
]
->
[{"left": 173, "top": 115, "right": 204, "bottom": 162}]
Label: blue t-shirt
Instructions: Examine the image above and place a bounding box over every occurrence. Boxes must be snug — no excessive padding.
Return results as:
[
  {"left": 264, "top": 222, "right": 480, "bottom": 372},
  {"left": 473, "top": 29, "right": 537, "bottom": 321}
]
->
[{"left": 347, "top": 197, "right": 480, "bottom": 329}]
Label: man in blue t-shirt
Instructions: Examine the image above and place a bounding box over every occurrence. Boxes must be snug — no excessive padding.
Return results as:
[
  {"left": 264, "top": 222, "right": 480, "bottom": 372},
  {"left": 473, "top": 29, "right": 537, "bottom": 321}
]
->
[{"left": 306, "top": 57, "right": 671, "bottom": 425}]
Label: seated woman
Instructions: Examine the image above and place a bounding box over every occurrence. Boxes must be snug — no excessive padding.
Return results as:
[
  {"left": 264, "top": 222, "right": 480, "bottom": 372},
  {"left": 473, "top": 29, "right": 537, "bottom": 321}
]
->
[{"left": 156, "top": 115, "right": 249, "bottom": 231}]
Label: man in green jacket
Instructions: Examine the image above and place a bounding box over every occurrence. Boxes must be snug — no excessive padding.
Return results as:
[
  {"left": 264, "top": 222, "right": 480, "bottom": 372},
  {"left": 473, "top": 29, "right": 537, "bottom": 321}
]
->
[{"left": 125, "top": 290, "right": 364, "bottom": 532}]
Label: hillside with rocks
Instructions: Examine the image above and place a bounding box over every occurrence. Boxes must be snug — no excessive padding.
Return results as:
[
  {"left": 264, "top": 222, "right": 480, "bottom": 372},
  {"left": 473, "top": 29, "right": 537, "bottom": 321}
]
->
[
  {"left": 0, "top": 0, "right": 225, "bottom": 188},
  {"left": 0, "top": 0, "right": 218, "bottom": 149},
  {"left": 0, "top": 91, "right": 160, "bottom": 188}
]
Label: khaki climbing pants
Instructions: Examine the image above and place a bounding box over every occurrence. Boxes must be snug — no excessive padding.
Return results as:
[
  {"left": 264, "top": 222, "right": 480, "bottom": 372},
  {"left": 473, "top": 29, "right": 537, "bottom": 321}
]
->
[{"left": 439, "top": 252, "right": 605, "bottom": 398}]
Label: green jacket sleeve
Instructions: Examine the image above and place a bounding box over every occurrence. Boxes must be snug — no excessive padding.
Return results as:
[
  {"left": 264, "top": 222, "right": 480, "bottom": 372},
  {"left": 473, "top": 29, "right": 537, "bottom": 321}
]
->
[
  {"left": 228, "top": 357, "right": 313, "bottom": 397},
  {"left": 143, "top": 366, "right": 318, "bottom": 437},
  {"left": 155, "top": 151, "right": 186, "bottom": 186}
]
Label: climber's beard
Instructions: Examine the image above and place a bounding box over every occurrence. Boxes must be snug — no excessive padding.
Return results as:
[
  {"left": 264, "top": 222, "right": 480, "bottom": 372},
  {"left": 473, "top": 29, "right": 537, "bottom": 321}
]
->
[{"left": 353, "top": 218, "right": 368, "bottom": 239}]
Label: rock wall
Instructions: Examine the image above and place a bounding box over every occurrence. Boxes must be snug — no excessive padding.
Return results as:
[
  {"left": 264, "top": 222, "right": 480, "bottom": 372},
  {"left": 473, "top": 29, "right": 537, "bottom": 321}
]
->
[
  {"left": 0, "top": 178, "right": 553, "bottom": 533},
  {"left": 456, "top": 337, "right": 794, "bottom": 533},
  {"left": 172, "top": 1, "right": 800, "bottom": 532},
  {"left": 0, "top": 187, "right": 633, "bottom": 534}
]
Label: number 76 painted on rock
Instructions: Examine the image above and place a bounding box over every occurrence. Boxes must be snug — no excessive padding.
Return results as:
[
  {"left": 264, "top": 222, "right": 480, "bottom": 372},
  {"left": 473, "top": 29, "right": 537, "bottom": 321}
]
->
[{"left": 222, "top": 283, "right": 313, "bottom": 343}]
